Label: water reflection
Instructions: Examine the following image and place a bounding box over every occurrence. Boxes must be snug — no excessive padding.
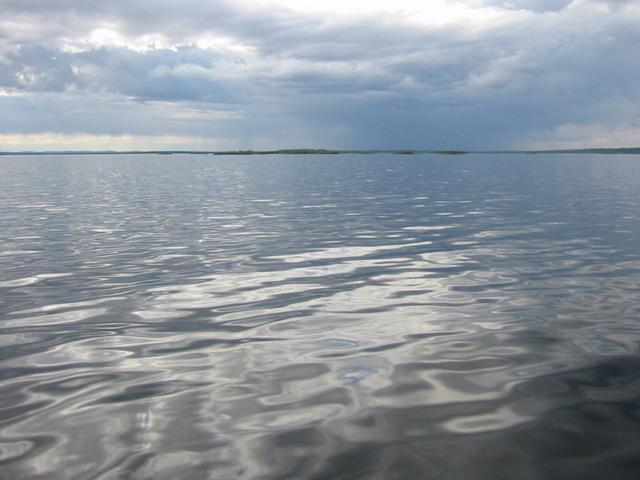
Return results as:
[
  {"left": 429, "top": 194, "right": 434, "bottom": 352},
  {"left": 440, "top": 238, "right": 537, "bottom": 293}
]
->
[{"left": 1, "top": 153, "right": 640, "bottom": 479}]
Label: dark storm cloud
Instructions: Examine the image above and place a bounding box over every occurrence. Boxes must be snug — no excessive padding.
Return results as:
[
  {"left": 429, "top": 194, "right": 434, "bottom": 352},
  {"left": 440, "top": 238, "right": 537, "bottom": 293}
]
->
[
  {"left": 0, "top": 0, "right": 290, "bottom": 47},
  {"left": 1, "top": 44, "right": 246, "bottom": 102},
  {"left": 1, "top": 0, "right": 639, "bottom": 149}
]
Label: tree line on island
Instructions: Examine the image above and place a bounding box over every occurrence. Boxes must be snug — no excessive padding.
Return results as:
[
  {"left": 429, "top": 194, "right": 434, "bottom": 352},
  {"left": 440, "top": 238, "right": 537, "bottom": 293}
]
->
[{"left": 2, "top": 148, "right": 640, "bottom": 156}]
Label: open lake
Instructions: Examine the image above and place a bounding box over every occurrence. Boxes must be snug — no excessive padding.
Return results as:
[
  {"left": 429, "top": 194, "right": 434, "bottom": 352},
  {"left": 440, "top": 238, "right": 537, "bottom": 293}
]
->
[{"left": 1, "top": 153, "right": 640, "bottom": 479}]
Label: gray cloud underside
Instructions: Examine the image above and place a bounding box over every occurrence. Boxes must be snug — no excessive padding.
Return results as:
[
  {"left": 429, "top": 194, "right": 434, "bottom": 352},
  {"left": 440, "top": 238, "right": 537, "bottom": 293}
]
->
[{"left": 1, "top": 0, "right": 639, "bottom": 149}]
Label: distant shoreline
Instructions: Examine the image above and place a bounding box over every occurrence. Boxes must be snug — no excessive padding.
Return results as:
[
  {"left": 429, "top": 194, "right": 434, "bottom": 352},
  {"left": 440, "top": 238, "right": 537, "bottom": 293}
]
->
[{"left": 1, "top": 148, "right": 640, "bottom": 156}]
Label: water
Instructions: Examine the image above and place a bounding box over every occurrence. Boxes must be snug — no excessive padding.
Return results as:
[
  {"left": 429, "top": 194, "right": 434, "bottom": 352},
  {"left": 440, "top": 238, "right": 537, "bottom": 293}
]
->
[{"left": 1, "top": 153, "right": 640, "bottom": 479}]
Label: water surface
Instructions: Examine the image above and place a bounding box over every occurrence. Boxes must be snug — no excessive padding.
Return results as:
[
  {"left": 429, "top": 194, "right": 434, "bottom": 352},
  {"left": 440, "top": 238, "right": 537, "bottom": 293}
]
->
[{"left": 1, "top": 153, "right": 640, "bottom": 479}]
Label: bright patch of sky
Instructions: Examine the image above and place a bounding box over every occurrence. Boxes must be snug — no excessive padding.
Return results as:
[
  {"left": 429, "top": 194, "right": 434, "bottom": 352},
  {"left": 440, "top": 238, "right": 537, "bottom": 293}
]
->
[{"left": 263, "top": 0, "right": 508, "bottom": 24}]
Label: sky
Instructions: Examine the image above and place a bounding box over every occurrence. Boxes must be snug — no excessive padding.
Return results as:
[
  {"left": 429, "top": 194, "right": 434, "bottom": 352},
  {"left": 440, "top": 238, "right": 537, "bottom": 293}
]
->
[{"left": 0, "top": 0, "right": 639, "bottom": 150}]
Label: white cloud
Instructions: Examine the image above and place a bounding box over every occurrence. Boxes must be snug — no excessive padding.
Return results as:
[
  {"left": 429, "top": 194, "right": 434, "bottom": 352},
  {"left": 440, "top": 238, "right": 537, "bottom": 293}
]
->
[{"left": 0, "top": 133, "right": 224, "bottom": 151}]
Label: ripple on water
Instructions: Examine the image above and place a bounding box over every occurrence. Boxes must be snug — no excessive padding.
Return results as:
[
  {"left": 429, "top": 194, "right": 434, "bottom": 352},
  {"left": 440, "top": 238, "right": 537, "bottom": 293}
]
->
[{"left": 1, "top": 153, "right": 640, "bottom": 479}]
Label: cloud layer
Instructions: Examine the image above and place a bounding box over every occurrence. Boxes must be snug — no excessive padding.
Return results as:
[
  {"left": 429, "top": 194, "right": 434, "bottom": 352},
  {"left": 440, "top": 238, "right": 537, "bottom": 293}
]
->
[{"left": 1, "top": 0, "right": 639, "bottom": 149}]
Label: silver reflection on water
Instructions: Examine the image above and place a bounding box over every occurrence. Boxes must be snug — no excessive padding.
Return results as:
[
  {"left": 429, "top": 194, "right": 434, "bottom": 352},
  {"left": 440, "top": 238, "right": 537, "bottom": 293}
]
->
[{"left": 1, "top": 153, "right": 640, "bottom": 479}]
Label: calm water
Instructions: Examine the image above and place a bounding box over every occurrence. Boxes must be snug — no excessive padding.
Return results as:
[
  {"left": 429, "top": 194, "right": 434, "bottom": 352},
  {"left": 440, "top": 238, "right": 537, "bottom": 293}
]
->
[{"left": 1, "top": 153, "right": 640, "bottom": 479}]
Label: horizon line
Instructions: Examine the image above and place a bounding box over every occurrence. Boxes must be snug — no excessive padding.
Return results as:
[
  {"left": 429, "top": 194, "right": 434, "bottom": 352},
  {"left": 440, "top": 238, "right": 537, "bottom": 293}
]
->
[{"left": 2, "top": 147, "right": 640, "bottom": 156}]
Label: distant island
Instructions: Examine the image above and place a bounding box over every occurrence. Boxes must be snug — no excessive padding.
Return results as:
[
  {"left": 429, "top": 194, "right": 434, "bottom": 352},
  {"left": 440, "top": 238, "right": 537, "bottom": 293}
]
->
[{"left": 1, "top": 148, "right": 640, "bottom": 156}]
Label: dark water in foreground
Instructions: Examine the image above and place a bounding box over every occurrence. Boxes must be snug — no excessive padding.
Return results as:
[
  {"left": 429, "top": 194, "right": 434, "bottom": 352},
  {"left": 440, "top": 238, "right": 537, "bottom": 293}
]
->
[{"left": 1, "top": 153, "right": 640, "bottom": 479}]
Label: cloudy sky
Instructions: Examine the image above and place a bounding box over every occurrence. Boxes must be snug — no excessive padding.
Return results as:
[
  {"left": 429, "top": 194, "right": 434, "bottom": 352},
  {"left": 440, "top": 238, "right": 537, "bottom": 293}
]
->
[{"left": 0, "top": 0, "right": 638, "bottom": 150}]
